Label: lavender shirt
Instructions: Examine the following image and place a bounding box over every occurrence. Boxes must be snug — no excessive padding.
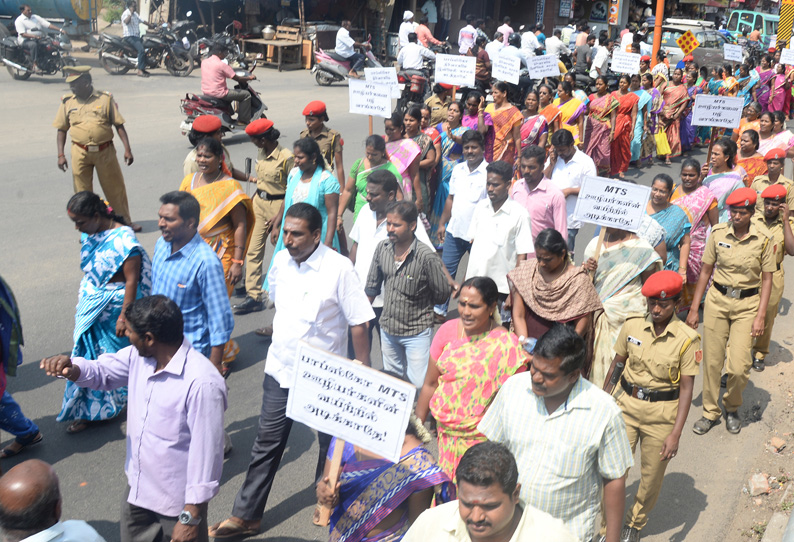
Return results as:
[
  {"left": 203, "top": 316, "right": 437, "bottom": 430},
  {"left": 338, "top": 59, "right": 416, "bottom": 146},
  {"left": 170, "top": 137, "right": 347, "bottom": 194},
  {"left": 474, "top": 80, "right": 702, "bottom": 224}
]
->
[{"left": 73, "top": 340, "right": 227, "bottom": 516}]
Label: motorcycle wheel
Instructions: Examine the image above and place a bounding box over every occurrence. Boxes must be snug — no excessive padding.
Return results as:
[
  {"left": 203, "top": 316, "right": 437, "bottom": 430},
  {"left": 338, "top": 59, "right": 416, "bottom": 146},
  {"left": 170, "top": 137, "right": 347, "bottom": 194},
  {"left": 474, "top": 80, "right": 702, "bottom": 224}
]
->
[
  {"left": 99, "top": 47, "right": 131, "bottom": 75},
  {"left": 315, "top": 70, "right": 335, "bottom": 86},
  {"left": 6, "top": 62, "right": 31, "bottom": 80},
  {"left": 165, "top": 50, "right": 194, "bottom": 77}
]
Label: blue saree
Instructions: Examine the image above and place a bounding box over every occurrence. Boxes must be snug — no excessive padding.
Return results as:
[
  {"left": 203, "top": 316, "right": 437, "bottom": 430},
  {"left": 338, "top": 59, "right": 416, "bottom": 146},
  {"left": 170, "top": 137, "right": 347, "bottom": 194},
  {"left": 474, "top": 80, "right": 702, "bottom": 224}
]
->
[
  {"left": 631, "top": 89, "right": 652, "bottom": 162},
  {"left": 649, "top": 205, "right": 691, "bottom": 271}
]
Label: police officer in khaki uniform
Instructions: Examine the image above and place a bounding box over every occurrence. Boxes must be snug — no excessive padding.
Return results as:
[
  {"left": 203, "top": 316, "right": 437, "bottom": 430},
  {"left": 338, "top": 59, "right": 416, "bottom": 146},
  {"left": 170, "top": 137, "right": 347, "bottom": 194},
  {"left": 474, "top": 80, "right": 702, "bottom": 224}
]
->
[
  {"left": 424, "top": 83, "right": 454, "bottom": 125},
  {"left": 300, "top": 101, "right": 344, "bottom": 190},
  {"left": 751, "top": 184, "right": 794, "bottom": 371},
  {"left": 602, "top": 270, "right": 700, "bottom": 542},
  {"left": 54, "top": 66, "right": 140, "bottom": 231},
  {"left": 233, "top": 119, "right": 294, "bottom": 319},
  {"left": 750, "top": 148, "right": 794, "bottom": 216},
  {"left": 687, "top": 187, "right": 774, "bottom": 435}
]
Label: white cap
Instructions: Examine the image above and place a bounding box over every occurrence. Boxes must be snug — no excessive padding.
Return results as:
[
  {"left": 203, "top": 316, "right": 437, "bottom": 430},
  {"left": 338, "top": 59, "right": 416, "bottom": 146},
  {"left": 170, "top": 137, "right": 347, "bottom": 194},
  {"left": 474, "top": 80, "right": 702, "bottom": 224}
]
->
[{"left": 403, "top": 10, "right": 413, "bottom": 20}]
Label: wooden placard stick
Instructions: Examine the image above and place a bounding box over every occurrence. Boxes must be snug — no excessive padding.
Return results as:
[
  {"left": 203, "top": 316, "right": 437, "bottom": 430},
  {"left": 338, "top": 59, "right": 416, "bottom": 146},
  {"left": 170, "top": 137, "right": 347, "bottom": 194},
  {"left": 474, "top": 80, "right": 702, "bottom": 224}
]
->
[{"left": 369, "top": 115, "right": 373, "bottom": 136}]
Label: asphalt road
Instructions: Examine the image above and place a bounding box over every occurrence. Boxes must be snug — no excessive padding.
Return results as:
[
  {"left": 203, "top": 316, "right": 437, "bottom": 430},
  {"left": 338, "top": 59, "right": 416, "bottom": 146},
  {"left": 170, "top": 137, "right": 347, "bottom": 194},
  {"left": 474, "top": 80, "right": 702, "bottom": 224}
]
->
[{"left": 2, "top": 52, "right": 794, "bottom": 542}]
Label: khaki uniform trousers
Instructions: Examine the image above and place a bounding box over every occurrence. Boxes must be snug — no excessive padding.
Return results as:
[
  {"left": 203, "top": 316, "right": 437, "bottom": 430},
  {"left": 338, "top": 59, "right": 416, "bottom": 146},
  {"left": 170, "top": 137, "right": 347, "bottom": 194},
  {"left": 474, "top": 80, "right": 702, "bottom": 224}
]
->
[
  {"left": 754, "top": 272, "right": 784, "bottom": 360},
  {"left": 71, "top": 142, "right": 131, "bottom": 223},
  {"left": 243, "top": 194, "right": 282, "bottom": 301},
  {"left": 702, "top": 288, "right": 759, "bottom": 420}
]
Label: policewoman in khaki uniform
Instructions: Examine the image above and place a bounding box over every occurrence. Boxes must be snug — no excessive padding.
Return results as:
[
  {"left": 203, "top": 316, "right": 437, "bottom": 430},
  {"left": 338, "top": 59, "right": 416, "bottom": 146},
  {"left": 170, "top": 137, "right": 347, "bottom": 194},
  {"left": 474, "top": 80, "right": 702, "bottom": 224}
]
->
[
  {"left": 750, "top": 148, "right": 794, "bottom": 215},
  {"left": 751, "top": 184, "right": 794, "bottom": 371},
  {"left": 602, "top": 271, "right": 700, "bottom": 542},
  {"left": 53, "top": 66, "right": 139, "bottom": 231},
  {"left": 300, "top": 101, "right": 344, "bottom": 189},
  {"left": 687, "top": 187, "right": 774, "bottom": 435},
  {"left": 424, "top": 83, "right": 454, "bottom": 126},
  {"left": 233, "top": 119, "right": 294, "bottom": 320}
]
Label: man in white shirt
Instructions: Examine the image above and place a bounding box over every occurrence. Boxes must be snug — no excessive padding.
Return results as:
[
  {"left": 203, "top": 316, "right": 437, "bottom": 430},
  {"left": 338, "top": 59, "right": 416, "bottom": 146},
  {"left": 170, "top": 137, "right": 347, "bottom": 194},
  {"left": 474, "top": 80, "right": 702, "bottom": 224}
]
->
[
  {"left": 589, "top": 37, "right": 613, "bottom": 79},
  {"left": 14, "top": 4, "right": 62, "bottom": 70},
  {"left": 544, "top": 129, "right": 596, "bottom": 255},
  {"left": 399, "top": 11, "right": 418, "bottom": 48},
  {"left": 521, "top": 25, "right": 541, "bottom": 56},
  {"left": 620, "top": 25, "right": 634, "bottom": 52},
  {"left": 545, "top": 28, "right": 570, "bottom": 59},
  {"left": 500, "top": 33, "right": 530, "bottom": 70},
  {"left": 485, "top": 32, "right": 504, "bottom": 60},
  {"left": 397, "top": 33, "right": 435, "bottom": 71},
  {"left": 208, "top": 203, "right": 374, "bottom": 539},
  {"left": 0, "top": 459, "right": 106, "bottom": 542},
  {"left": 458, "top": 14, "right": 477, "bottom": 54},
  {"left": 336, "top": 19, "right": 369, "bottom": 78},
  {"left": 435, "top": 130, "right": 489, "bottom": 319},
  {"left": 496, "top": 16, "right": 513, "bottom": 45},
  {"left": 121, "top": 0, "right": 149, "bottom": 77},
  {"left": 560, "top": 19, "right": 576, "bottom": 46}
]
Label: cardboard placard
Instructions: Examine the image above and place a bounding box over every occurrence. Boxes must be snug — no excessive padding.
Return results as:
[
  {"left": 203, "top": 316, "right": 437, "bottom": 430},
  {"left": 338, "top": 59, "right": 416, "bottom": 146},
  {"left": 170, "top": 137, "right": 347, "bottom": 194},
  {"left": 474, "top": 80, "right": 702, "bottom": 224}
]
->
[
  {"left": 365, "top": 67, "right": 401, "bottom": 99},
  {"left": 781, "top": 48, "right": 794, "bottom": 66},
  {"left": 286, "top": 342, "right": 416, "bottom": 463},
  {"left": 723, "top": 43, "right": 743, "bottom": 62},
  {"left": 572, "top": 176, "right": 651, "bottom": 232},
  {"left": 611, "top": 51, "right": 641, "bottom": 75},
  {"left": 492, "top": 54, "right": 521, "bottom": 84},
  {"left": 527, "top": 54, "right": 561, "bottom": 78},
  {"left": 349, "top": 78, "right": 392, "bottom": 119},
  {"left": 690, "top": 94, "right": 744, "bottom": 129},
  {"left": 434, "top": 53, "right": 476, "bottom": 87}
]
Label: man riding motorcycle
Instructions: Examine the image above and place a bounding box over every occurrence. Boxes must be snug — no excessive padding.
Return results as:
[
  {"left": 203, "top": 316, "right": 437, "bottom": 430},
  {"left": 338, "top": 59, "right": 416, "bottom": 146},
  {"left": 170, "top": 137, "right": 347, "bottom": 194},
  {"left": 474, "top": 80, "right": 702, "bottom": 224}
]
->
[
  {"left": 15, "top": 3, "right": 63, "bottom": 72},
  {"left": 200, "top": 42, "right": 256, "bottom": 124}
]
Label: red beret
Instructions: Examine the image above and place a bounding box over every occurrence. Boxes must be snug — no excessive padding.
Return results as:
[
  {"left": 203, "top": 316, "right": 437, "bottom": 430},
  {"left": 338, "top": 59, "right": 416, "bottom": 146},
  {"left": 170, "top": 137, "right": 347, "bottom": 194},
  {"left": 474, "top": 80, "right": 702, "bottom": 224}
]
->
[
  {"left": 764, "top": 148, "right": 786, "bottom": 161},
  {"left": 761, "top": 183, "right": 788, "bottom": 201},
  {"left": 192, "top": 115, "right": 222, "bottom": 133},
  {"left": 726, "top": 187, "right": 757, "bottom": 207},
  {"left": 683, "top": 54, "right": 694, "bottom": 61},
  {"left": 640, "top": 55, "right": 651, "bottom": 62},
  {"left": 303, "top": 100, "right": 327, "bottom": 116},
  {"left": 641, "top": 270, "right": 683, "bottom": 299},
  {"left": 439, "top": 83, "right": 453, "bottom": 89},
  {"left": 245, "top": 118, "right": 274, "bottom": 136},
  {"left": 770, "top": 47, "right": 777, "bottom": 53}
]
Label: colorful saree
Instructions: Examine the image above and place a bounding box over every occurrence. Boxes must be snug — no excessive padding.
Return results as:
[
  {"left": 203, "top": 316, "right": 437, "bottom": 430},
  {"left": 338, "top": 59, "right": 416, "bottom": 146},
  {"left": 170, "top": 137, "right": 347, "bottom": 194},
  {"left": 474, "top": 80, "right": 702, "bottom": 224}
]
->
[
  {"left": 385, "top": 138, "right": 421, "bottom": 197},
  {"left": 349, "top": 159, "right": 402, "bottom": 220},
  {"left": 671, "top": 184, "right": 717, "bottom": 308},
  {"left": 411, "top": 132, "right": 436, "bottom": 210},
  {"left": 758, "top": 130, "right": 794, "bottom": 155},
  {"left": 641, "top": 87, "right": 663, "bottom": 162},
  {"left": 737, "top": 75, "right": 758, "bottom": 107},
  {"left": 585, "top": 93, "right": 618, "bottom": 175},
  {"left": 631, "top": 89, "right": 652, "bottom": 162},
  {"left": 553, "top": 96, "right": 586, "bottom": 145},
  {"left": 484, "top": 103, "right": 523, "bottom": 163},
  {"left": 702, "top": 168, "right": 747, "bottom": 223},
  {"left": 737, "top": 154, "right": 768, "bottom": 186},
  {"left": 648, "top": 205, "right": 691, "bottom": 271},
  {"left": 328, "top": 442, "right": 452, "bottom": 542},
  {"left": 769, "top": 72, "right": 787, "bottom": 113},
  {"left": 756, "top": 68, "right": 774, "bottom": 111},
  {"left": 519, "top": 114, "right": 549, "bottom": 150},
  {"left": 462, "top": 111, "right": 494, "bottom": 161},
  {"left": 660, "top": 83, "right": 689, "bottom": 158},
  {"left": 583, "top": 237, "right": 661, "bottom": 388},
  {"left": 680, "top": 85, "right": 702, "bottom": 152},
  {"left": 57, "top": 226, "right": 151, "bottom": 422},
  {"left": 540, "top": 103, "right": 561, "bottom": 127},
  {"left": 429, "top": 324, "right": 527, "bottom": 479},
  {"left": 610, "top": 91, "right": 639, "bottom": 176}
]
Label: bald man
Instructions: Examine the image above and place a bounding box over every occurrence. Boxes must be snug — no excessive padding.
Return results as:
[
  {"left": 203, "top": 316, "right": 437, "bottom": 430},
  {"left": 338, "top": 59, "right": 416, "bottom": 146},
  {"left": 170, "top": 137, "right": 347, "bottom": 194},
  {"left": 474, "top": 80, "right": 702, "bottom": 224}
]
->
[{"left": 0, "top": 459, "right": 105, "bottom": 542}]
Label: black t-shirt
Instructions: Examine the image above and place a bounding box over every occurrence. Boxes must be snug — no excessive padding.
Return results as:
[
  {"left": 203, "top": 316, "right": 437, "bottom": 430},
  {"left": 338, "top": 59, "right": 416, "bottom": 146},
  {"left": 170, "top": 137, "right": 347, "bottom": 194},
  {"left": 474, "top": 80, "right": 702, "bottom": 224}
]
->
[{"left": 575, "top": 44, "right": 591, "bottom": 74}]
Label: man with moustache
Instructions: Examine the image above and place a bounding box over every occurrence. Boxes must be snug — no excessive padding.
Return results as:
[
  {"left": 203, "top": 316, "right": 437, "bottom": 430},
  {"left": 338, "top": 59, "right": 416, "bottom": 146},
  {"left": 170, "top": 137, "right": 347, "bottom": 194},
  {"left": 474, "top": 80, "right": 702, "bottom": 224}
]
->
[{"left": 512, "top": 145, "right": 568, "bottom": 244}]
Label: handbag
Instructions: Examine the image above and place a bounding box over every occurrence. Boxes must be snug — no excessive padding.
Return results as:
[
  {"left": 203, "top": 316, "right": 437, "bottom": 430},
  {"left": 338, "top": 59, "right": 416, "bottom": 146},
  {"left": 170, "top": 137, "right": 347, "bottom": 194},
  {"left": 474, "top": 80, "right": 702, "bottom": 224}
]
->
[{"left": 655, "top": 126, "right": 672, "bottom": 155}]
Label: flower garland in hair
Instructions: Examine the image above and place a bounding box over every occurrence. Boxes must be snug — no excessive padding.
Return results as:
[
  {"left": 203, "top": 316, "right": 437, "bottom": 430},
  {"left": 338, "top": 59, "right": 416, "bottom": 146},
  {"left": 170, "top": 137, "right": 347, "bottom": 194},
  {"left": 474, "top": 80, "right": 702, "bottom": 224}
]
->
[{"left": 410, "top": 412, "right": 433, "bottom": 445}]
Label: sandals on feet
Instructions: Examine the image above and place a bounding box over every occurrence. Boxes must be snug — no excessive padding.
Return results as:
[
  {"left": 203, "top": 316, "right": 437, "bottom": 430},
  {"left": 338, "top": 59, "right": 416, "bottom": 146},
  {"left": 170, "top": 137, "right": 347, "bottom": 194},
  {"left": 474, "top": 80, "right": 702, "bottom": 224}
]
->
[
  {"left": 66, "top": 420, "right": 89, "bottom": 434},
  {"left": 208, "top": 518, "right": 259, "bottom": 540},
  {"left": 1, "top": 431, "right": 43, "bottom": 458}
]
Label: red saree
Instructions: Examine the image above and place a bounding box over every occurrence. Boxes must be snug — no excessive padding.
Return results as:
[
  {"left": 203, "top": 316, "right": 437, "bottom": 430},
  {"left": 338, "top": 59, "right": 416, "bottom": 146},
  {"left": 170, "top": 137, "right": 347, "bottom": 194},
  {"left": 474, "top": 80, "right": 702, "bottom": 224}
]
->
[
  {"left": 586, "top": 93, "right": 618, "bottom": 175},
  {"left": 610, "top": 91, "right": 639, "bottom": 176},
  {"left": 661, "top": 83, "right": 690, "bottom": 158}
]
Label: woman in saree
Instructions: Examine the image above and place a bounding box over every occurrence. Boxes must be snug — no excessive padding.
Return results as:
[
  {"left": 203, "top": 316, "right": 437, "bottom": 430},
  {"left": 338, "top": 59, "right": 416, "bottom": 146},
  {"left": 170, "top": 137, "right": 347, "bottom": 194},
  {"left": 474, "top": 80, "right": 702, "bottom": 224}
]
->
[
  {"left": 670, "top": 158, "right": 718, "bottom": 308},
  {"left": 519, "top": 89, "right": 549, "bottom": 151},
  {"left": 538, "top": 83, "right": 560, "bottom": 139},
  {"left": 737, "top": 63, "right": 758, "bottom": 107},
  {"left": 756, "top": 55, "right": 775, "bottom": 111},
  {"left": 179, "top": 137, "right": 254, "bottom": 373},
  {"left": 659, "top": 68, "right": 690, "bottom": 164},
  {"left": 318, "top": 416, "right": 453, "bottom": 542},
  {"left": 732, "top": 102, "right": 762, "bottom": 143},
  {"left": 582, "top": 228, "right": 662, "bottom": 388},
  {"left": 338, "top": 135, "right": 402, "bottom": 224},
  {"left": 700, "top": 137, "right": 747, "bottom": 223},
  {"left": 642, "top": 73, "right": 663, "bottom": 165},
  {"left": 646, "top": 173, "right": 691, "bottom": 275},
  {"left": 385, "top": 113, "right": 422, "bottom": 207},
  {"left": 554, "top": 80, "right": 586, "bottom": 148},
  {"left": 680, "top": 69, "right": 702, "bottom": 154},
  {"left": 585, "top": 76, "right": 618, "bottom": 176},
  {"left": 630, "top": 73, "right": 652, "bottom": 166},
  {"left": 772, "top": 111, "right": 794, "bottom": 154},
  {"left": 462, "top": 91, "right": 495, "bottom": 161},
  {"left": 415, "top": 277, "right": 527, "bottom": 479},
  {"left": 769, "top": 63, "right": 788, "bottom": 113},
  {"left": 737, "top": 129, "right": 768, "bottom": 185},
  {"left": 431, "top": 102, "right": 470, "bottom": 243},
  {"left": 404, "top": 107, "right": 438, "bottom": 214},
  {"left": 707, "top": 67, "right": 725, "bottom": 96},
  {"left": 757, "top": 111, "right": 794, "bottom": 155},
  {"left": 564, "top": 72, "right": 591, "bottom": 107},
  {"left": 611, "top": 75, "right": 639, "bottom": 178},
  {"left": 484, "top": 81, "right": 523, "bottom": 164},
  {"left": 59, "top": 191, "right": 151, "bottom": 433}
]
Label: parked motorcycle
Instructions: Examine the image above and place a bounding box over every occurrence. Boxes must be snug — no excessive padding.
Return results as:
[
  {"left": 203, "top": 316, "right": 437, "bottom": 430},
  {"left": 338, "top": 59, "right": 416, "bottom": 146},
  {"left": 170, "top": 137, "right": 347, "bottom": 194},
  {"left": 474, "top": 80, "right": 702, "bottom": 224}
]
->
[
  {"left": 312, "top": 37, "right": 381, "bottom": 86},
  {"left": 179, "top": 64, "right": 267, "bottom": 136},
  {"left": 190, "top": 22, "right": 247, "bottom": 67},
  {"left": 0, "top": 30, "right": 76, "bottom": 80},
  {"left": 395, "top": 68, "right": 430, "bottom": 115},
  {"left": 98, "top": 26, "right": 193, "bottom": 76}
]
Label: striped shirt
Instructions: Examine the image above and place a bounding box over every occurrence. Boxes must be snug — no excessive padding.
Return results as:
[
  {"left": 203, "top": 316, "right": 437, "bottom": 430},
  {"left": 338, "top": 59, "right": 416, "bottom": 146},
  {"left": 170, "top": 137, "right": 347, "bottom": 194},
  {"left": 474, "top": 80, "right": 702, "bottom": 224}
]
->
[
  {"left": 121, "top": 8, "right": 141, "bottom": 37},
  {"left": 365, "top": 236, "right": 450, "bottom": 337},
  {"left": 151, "top": 234, "right": 234, "bottom": 357},
  {"left": 478, "top": 374, "right": 633, "bottom": 542}
]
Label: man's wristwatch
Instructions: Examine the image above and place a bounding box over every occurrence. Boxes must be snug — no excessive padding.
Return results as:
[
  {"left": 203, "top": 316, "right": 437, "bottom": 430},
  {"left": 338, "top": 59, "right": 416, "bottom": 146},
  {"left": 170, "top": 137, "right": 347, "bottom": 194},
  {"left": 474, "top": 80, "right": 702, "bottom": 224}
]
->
[{"left": 179, "top": 510, "right": 202, "bottom": 526}]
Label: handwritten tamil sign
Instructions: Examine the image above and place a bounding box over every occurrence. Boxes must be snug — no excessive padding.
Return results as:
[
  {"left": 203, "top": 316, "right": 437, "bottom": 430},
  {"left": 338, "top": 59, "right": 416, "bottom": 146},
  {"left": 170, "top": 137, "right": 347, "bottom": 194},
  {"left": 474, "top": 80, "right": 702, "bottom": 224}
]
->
[
  {"left": 611, "top": 51, "right": 641, "bottom": 75},
  {"left": 349, "top": 78, "right": 392, "bottom": 119},
  {"left": 286, "top": 341, "right": 416, "bottom": 463},
  {"left": 527, "top": 54, "right": 560, "bottom": 78},
  {"left": 365, "top": 67, "right": 401, "bottom": 99},
  {"left": 781, "top": 48, "right": 794, "bottom": 66},
  {"left": 435, "top": 53, "right": 476, "bottom": 87},
  {"left": 723, "top": 43, "right": 743, "bottom": 62},
  {"left": 492, "top": 55, "right": 520, "bottom": 84},
  {"left": 690, "top": 94, "right": 743, "bottom": 129},
  {"left": 573, "top": 176, "right": 651, "bottom": 232}
]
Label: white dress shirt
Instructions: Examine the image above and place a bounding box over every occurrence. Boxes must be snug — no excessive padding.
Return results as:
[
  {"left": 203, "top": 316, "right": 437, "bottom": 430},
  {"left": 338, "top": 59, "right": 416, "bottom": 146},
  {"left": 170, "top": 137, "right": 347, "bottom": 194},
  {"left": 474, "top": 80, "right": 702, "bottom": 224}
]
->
[
  {"left": 336, "top": 27, "right": 355, "bottom": 57},
  {"left": 458, "top": 24, "right": 476, "bottom": 54},
  {"left": 15, "top": 13, "right": 52, "bottom": 44},
  {"left": 267, "top": 244, "right": 375, "bottom": 386},
  {"left": 349, "top": 203, "right": 434, "bottom": 307},
  {"left": 500, "top": 45, "right": 530, "bottom": 69},
  {"left": 397, "top": 42, "right": 435, "bottom": 70},
  {"left": 589, "top": 46, "right": 610, "bottom": 79},
  {"left": 521, "top": 30, "right": 540, "bottom": 55},
  {"left": 545, "top": 35, "right": 570, "bottom": 59},
  {"left": 399, "top": 21, "right": 418, "bottom": 47},
  {"left": 547, "top": 149, "right": 597, "bottom": 230},
  {"left": 446, "top": 159, "right": 489, "bottom": 239},
  {"left": 466, "top": 198, "right": 534, "bottom": 294},
  {"left": 21, "top": 521, "right": 106, "bottom": 542},
  {"left": 485, "top": 39, "right": 504, "bottom": 61},
  {"left": 620, "top": 31, "right": 633, "bottom": 52}
]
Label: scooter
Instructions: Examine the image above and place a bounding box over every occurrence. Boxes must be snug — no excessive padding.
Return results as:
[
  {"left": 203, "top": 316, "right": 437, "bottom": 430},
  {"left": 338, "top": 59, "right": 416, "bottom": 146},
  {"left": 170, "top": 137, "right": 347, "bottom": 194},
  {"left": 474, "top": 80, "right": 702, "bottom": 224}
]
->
[
  {"left": 312, "top": 37, "right": 381, "bottom": 86},
  {"left": 0, "top": 30, "right": 76, "bottom": 80},
  {"left": 179, "top": 63, "right": 267, "bottom": 136}
]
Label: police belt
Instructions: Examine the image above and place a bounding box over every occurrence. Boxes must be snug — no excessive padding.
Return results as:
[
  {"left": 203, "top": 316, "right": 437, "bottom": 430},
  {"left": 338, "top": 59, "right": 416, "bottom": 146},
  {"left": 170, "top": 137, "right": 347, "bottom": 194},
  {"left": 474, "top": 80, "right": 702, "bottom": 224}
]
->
[
  {"left": 256, "top": 190, "right": 285, "bottom": 201},
  {"left": 713, "top": 282, "right": 759, "bottom": 299},
  {"left": 620, "top": 377, "right": 680, "bottom": 402},
  {"left": 72, "top": 141, "right": 112, "bottom": 152}
]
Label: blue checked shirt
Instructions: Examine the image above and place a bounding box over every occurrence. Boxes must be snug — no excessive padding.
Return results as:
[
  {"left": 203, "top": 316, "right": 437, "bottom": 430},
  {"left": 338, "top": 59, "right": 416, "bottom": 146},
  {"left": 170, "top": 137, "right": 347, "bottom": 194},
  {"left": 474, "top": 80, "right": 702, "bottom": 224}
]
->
[
  {"left": 479, "top": 374, "right": 633, "bottom": 542},
  {"left": 152, "top": 234, "right": 234, "bottom": 357}
]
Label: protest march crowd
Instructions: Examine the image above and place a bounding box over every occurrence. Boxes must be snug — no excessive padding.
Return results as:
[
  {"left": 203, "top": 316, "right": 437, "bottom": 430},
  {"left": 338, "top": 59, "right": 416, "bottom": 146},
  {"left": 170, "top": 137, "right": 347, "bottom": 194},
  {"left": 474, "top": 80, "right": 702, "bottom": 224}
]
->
[{"left": 3, "top": 10, "right": 794, "bottom": 542}]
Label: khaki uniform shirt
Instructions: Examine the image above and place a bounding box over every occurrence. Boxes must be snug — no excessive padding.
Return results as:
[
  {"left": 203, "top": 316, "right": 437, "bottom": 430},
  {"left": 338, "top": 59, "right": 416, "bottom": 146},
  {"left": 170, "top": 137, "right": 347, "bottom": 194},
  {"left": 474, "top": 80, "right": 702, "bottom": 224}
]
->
[
  {"left": 614, "top": 314, "right": 701, "bottom": 391},
  {"left": 702, "top": 221, "right": 775, "bottom": 290},
  {"left": 425, "top": 94, "right": 451, "bottom": 126},
  {"left": 750, "top": 174, "right": 794, "bottom": 214},
  {"left": 53, "top": 91, "right": 125, "bottom": 145},
  {"left": 299, "top": 126, "right": 342, "bottom": 171},
  {"left": 255, "top": 144, "right": 293, "bottom": 196}
]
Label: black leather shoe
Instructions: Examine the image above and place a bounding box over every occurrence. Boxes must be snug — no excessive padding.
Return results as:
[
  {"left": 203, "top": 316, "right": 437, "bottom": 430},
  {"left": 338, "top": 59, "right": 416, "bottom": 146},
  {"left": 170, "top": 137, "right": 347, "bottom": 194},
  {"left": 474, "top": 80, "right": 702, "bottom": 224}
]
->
[
  {"left": 720, "top": 373, "right": 728, "bottom": 388},
  {"left": 233, "top": 284, "right": 247, "bottom": 298},
  {"left": 726, "top": 411, "right": 742, "bottom": 434},
  {"left": 620, "top": 526, "right": 640, "bottom": 542},
  {"left": 233, "top": 296, "right": 265, "bottom": 315},
  {"left": 693, "top": 416, "right": 720, "bottom": 435},
  {"left": 752, "top": 358, "right": 765, "bottom": 372}
]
